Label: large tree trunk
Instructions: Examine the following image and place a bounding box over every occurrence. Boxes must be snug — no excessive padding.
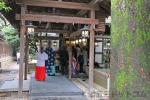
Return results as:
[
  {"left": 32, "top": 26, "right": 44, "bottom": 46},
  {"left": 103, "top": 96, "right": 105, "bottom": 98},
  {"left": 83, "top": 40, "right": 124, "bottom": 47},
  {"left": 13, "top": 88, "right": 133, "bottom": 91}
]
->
[{"left": 110, "top": 0, "right": 150, "bottom": 100}]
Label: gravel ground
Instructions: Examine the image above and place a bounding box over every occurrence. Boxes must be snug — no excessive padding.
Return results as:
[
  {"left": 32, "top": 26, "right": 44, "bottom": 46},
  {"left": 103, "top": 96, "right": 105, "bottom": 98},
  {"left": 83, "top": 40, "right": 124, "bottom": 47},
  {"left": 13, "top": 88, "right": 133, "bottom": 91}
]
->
[
  {"left": 0, "top": 62, "right": 29, "bottom": 100},
  {"left": 0, "top": 62, "right": 109, "bottom": 100}
]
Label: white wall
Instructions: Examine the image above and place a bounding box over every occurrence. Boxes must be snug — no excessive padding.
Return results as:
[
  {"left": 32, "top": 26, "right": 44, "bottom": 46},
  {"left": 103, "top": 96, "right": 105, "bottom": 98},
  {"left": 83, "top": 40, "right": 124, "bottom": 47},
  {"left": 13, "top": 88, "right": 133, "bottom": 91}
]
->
[
  {"left": 95, "top": 39, "right": 103, "bottom": 63},
  {"left": 95, "top": 42, "right": 102, "bottom": 52}
]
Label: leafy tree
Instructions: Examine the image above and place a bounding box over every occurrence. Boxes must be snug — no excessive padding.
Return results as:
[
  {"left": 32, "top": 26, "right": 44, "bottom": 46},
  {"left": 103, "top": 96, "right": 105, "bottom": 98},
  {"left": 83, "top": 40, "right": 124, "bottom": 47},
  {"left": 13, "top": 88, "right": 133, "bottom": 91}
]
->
[
  {"left": 0, "top": 1, "right": 12, "bottom": 12},
  {"left": 1, "top": 25, "right": 19, "bottom": 55},
  {"left": 0, "top": 1, "right": 15, "bottom": 55},
  {"left": 29, "top": 40, "right": 38, "bottom": 60},
  {"left": 0, "top": 1, "right": 12, "bottom": 28}
]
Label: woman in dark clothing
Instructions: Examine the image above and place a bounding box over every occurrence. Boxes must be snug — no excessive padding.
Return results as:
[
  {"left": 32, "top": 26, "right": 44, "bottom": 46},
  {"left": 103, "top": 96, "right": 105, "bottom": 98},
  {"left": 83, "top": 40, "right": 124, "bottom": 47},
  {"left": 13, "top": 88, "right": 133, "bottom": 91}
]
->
[
  {"left": 72, "top": 46, "right": 77, "bottom": 59},
  {"left": 77, "top": 47, "right": 84, "bottom": 74},
  {"left": 59, "top": 45, "right": 69, "bottom": 75}
]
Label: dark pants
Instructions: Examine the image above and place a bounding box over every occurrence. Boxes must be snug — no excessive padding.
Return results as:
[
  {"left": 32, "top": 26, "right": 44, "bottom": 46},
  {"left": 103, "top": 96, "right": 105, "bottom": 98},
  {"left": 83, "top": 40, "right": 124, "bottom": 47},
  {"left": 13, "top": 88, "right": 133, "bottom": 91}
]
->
[
  {"left": 56, "top": 66, "right": 59, "bottom": 73},
  {"left": 60, "top": 60, "right": 68, "bottom": 74},
  {"left": 79, "top": 62, "right": 84, "bottom": 73},
  {"left": 17, "top": 58, "right": 20, "bottom": 64}
]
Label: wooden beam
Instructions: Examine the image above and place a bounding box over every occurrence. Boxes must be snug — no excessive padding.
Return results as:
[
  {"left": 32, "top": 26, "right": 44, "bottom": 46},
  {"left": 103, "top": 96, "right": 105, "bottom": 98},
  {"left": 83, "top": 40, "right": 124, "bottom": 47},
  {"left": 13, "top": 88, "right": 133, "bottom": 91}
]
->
[
  {"left": 76, "top": 0, "right": 103, "bottom": 17},
  {"left": 95, "top": 40, "right": 103, "bottom": 42},
  {"left": 34, "top": 29, "right": 69, "bottom": 34},
  {"left": 95, "top": 35, "right": 110, "bottom": 39},
  {"left": 33, "top": 36, "right": 64, "bottom": 40},
  {"left": 70, "top": 30, "right": 110, "bottom": 38},
  {"left": 70, "top": 30, "right": 82, "bottom": 37},
  {"left": 99, "top": 2, "right": 110, "bottom": 14},
  {"left": 16, "top": 14, "right": 99, "bottom": 24},
  {"left": 95, "top": 52, "right": 103, "bottom": 54},
  {"left": 16, "top": 0, "right": 99, "bottom": 11},
  {"left": 65, "top": 0, "right": 102, "bottom": 36}
]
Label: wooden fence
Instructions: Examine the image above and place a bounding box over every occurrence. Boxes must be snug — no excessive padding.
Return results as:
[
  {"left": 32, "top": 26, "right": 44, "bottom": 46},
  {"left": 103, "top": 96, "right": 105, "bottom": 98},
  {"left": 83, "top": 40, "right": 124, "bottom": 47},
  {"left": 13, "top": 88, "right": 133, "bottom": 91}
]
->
[{"left": 0, "top": 41, "right": 12, "bottom": 58}]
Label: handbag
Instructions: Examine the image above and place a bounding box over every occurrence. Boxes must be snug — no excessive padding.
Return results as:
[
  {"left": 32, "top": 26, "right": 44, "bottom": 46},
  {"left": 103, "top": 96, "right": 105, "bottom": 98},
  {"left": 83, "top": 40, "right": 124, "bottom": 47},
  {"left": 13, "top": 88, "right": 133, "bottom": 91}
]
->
[{"left": 76, "top": 62, "right": 80, "bottom": 71}]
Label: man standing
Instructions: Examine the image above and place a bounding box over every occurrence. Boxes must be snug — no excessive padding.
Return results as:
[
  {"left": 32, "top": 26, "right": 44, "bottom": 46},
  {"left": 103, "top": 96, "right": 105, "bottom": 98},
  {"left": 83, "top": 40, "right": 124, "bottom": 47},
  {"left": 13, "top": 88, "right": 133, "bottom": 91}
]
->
[
  {"left": 59, "top": 45, "right": 69, "bottom": 75},
  {"left": 16, "top": 50, "right": 20, "bottom": 64},
  {"left": 45, "top": 41, "right": 56, "bottom": 76}
]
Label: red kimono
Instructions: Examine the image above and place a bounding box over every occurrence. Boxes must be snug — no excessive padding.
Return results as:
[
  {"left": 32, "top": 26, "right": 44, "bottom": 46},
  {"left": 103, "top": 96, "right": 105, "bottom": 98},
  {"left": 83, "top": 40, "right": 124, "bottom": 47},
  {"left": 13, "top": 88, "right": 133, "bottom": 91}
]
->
[{"left": 34, "top": 52, "right": 48, "bottom": 81}]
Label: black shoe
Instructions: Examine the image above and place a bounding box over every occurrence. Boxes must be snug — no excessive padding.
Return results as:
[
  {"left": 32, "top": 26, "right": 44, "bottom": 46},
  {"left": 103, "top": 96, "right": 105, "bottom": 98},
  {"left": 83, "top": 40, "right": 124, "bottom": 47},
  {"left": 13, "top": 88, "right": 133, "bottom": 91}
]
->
[{"left": 48, "top": 74, "right": 55, "bottom": 76}]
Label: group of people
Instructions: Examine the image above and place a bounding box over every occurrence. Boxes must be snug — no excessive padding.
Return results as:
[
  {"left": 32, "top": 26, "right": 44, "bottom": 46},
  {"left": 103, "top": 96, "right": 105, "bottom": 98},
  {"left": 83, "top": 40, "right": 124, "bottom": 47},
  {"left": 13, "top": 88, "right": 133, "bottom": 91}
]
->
[
  {"left": 35, "top": 41, "right": 68, "bottom": 81},
  {"left": 71, "top": 44, "right": 88, "bottom": 75},
  {"left": 34, "top": 40, "right": 88, "bottom": 81}
]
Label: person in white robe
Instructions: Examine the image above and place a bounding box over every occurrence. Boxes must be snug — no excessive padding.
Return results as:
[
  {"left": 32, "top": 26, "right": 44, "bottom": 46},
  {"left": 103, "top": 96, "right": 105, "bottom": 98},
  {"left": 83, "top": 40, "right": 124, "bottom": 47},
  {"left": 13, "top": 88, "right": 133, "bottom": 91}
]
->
[
  {"left": 35, "top": 46, "right": 48, "bottom": 81},
  {"left": 16, "top": 50, "right": 20, "bottom": 64}
]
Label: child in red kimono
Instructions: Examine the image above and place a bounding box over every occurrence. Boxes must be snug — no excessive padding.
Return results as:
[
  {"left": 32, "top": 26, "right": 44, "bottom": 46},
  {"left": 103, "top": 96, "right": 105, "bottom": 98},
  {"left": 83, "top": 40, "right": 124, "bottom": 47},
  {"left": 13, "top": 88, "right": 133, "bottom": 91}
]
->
[{"left": 71, "top": 56, "right": 76, "bottom": 75}]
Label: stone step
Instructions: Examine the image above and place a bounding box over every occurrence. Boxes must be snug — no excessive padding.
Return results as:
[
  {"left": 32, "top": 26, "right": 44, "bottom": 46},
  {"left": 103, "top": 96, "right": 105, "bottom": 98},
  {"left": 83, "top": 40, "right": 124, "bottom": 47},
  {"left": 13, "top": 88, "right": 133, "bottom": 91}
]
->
[
  {"left": 76, "top": 78, "right": 109, "bottom": 97},
  {"left": 29, "top": 91, "right": 84, "bottom": 97},
  {"left": 29, "top": 96, "right": 88, "bottom": 100},
  {"left": 76, "top": 78, "right": 107, "bottom": 92},
  {"left": 83, "top": 67, "right": 110, "bottom": 89},
  {"left": 0, "top": 80, "right": 30, "bottom": 92},
  {"left": 5, "top": 71, "right": 18, "bottom": 81}
]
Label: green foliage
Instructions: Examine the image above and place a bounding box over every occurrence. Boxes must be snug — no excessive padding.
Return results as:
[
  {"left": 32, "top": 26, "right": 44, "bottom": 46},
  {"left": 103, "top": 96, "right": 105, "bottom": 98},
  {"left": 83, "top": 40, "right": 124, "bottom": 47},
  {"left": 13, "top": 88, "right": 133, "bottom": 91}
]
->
[
  {"left": 103, "top": 39, "right": 110, "bottom": 63},
  {"left": 0, "top": 1, "right": 12, "bottom": 12},
  {"left": 1, "top": 25, "right": 19, "bottom": 53},
  {"left": 29, "top": 40, "right": 37, "bottom": 59}
]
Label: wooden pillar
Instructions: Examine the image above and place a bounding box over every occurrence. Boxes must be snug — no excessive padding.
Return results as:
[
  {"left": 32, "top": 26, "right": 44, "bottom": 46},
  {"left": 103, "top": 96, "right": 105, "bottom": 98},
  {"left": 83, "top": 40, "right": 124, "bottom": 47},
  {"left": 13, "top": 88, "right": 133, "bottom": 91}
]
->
[
  {"left": 68, "top": 37, "right": 72, "bottom": 80},
  {"left": 68, "top": 24, "right": 72, "bottom": 80},
  {"left": 24, "top": 35, "right": 29, "bottom": 80},
  {"left": 18, "top": 4, "right": 25, "bottom": 98},
  {"left": 89, "top": 9, "right": 95, "bottom": 93}
]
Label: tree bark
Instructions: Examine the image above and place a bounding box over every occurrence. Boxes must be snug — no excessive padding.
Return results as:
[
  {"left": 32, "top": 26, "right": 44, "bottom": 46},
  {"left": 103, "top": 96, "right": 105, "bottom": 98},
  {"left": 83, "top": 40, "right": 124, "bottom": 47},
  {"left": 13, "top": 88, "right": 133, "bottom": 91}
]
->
[{"left": 110, "top": 0, "right": 150, "bottom": 100}]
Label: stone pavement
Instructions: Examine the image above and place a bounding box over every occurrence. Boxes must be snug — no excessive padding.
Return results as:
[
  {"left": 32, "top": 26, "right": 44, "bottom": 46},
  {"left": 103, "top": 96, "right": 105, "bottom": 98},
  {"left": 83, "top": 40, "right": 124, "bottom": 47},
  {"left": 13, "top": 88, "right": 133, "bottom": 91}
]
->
[
  {"left": 0, "top": 62, "right": 30, "bottom": 92},
  {"left": 0, "top": 80, "right": 30, "bottom": 92},
  {"left": 29, "top": 73, "right": 87, "bottom": 100},
  {"left": 4, "top": 70, "right": 18, "bottom": 81},
  {"left": 30, "top": 96, "right": 87, "bottom": 100}
]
